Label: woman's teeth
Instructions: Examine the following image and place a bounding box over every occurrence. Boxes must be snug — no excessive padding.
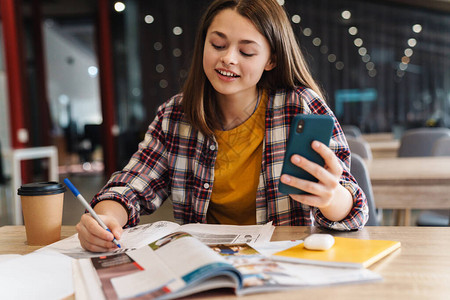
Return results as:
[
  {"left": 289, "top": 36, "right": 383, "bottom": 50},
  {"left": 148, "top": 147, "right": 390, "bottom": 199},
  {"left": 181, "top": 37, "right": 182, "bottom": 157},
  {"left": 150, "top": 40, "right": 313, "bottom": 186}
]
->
[{"left": 217, "top": 70, "right": 239, "bottom": 77}]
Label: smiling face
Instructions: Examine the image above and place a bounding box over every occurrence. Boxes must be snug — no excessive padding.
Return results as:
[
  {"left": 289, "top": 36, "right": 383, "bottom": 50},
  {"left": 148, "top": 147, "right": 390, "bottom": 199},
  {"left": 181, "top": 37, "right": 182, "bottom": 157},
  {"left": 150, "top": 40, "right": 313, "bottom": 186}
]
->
[{"left": 203, "top": 9, "right": 275, "bottom": 100}]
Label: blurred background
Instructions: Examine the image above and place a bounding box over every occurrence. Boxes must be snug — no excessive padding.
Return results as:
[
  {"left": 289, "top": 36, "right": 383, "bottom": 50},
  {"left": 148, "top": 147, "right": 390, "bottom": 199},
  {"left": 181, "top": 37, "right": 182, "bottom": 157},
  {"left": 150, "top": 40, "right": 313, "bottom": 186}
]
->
[{"left": 0, "top": 0, "right": 449, "bottom": 226}]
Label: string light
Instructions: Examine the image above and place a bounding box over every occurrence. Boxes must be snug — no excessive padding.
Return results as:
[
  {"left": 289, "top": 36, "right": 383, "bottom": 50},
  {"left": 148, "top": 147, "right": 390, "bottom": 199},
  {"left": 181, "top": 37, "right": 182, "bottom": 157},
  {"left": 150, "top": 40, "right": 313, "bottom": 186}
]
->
[
  {"left": 396, "top": 24, "right": 421, "bottom": 77},
  {"left": 312, "top": 37, "right": 322, "bottom": 46},
  {"left": 407, "top": 38, "right": 417, "bottom": 47},
  {"left": 348, "top": 26, "right": 358, "bottom": 35},
  {"left": 302, "top": 28, "right": 312, "bottom": 36},
  {"left": 291, "top": 15, "right": 301, "bottom": 24},
  {"left": 412, "top": 24, "right": 422, "bottom": 33},
  {"left": 341, "top": 10, "right": 351, "bottom": 20},
  {"left": 154, "top": 42, "right": 163, "bottom": 51},
  {"left": 404, "top": 48, "right": 413, "bottom": 57},
  {"left": 173, "top": 27, "right": 183, "bottom": 35},
  {"left": 144, "top": 15, "right": 154, "bottom": 24},
  {"left": 114, "top": 2, "right": 125, "bottom": 12}
]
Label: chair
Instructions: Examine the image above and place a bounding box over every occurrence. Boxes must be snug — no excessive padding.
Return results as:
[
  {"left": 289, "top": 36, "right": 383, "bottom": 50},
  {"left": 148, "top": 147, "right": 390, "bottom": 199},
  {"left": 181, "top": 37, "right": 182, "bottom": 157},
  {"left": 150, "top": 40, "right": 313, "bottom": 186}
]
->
[
  {"left": 397, "top": 127, "right": 450, "bottom": 157},
  {"left": 431, "top": 136, "right": 450, "bottom": 156},
  {"left": 346, "top": 136, "right": 373, "bottom": 160},
  {"left": 416, "top": 211, "right": 449, "bottom": 226},
  {"left": 398, "top": 128, "right": 450, "bottom": 226},
  {"left": 350, "top": 153, "right": 380, "bottom": 226},
  {"left": 342, "top": 125, "right": 362, "bottom": 138},
  {"left": 415, "top": 135, "right": 450, "bottom": 226}
]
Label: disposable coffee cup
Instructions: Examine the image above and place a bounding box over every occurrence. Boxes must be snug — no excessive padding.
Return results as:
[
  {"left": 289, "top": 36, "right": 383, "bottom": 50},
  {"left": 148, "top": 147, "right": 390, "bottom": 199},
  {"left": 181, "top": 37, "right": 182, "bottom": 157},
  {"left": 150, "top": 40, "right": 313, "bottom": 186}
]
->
[{"left": 17, "top": 182, "right": 66, "bottom": 246}]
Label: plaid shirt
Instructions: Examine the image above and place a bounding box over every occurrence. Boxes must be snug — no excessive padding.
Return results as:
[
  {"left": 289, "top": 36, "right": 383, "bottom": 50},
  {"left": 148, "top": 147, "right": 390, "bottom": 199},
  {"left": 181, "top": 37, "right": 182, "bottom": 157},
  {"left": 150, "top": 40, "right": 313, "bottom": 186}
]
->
[{"left": 92, "top": 87, "right": 368, "bottom": 230}]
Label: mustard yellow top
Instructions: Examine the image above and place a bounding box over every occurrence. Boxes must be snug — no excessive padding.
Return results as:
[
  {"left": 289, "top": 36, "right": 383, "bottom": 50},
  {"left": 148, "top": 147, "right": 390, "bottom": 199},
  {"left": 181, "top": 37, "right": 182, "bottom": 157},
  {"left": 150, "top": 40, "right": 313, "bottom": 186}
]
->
[{"left": 207, "top": 91, "right": 267, "bottom": 225}]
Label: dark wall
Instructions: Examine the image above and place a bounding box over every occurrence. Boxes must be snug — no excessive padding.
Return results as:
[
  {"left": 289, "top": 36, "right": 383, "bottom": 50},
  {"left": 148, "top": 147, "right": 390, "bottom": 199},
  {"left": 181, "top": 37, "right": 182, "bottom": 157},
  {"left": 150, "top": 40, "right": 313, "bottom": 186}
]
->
[{"left": 110, "top": 0, "right": 450, "bottom": 165}]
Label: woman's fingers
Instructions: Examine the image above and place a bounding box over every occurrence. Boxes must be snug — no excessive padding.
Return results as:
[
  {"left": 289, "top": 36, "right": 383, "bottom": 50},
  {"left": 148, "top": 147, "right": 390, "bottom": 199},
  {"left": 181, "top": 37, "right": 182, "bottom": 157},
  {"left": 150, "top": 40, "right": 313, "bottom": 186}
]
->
[
  {"left": 279, "top": 140, "right": 344, "bottom": 208},
  {"left": 76, "top": 214, "right": 120, "bottom": 252},
  {"left": 311, "top": 141, "right": 343, "bottom": 177}
]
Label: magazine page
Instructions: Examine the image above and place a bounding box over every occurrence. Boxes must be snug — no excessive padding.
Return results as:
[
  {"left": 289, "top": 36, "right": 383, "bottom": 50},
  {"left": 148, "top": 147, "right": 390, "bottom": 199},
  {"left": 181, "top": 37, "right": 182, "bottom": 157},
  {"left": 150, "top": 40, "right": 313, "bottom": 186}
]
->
[
  {"left": 39, "top": 221, "right": 181, "bottom": 259},
  {"left": 238, "top": 259, "right": 382, "bottom": 294},
  {"left": 39, "top": 221, "right": 273, "bottom": 259},
  {"left": 116, "top": 221, "right": 182, "bottom": 249},
  {"left": 76, "top": 250, "right": 176, "bottom": 300},
  {"left": 73, "top": 260, "right": 98, "bottom": 300},
  {"left": 208, "top": 243, "right": 382, "bottom": 295},
  {"left": 179, "top": 221, "right": 274, "bottom": 244},
  {"left": 80, "top": 231, "right": 242, "bottom": 300},
  {"left": 76, "top": 259, "right": 106, "bottom": 300},
  {"left": 209, "top": 243, "right": 306, "bottom": 293}
]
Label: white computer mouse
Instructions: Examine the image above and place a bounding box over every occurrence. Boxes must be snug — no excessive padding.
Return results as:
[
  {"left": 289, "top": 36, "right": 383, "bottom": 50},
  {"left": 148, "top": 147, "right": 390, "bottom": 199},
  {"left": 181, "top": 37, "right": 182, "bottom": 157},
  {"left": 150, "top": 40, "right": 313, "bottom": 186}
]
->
[{"left": 303, "top": 234, "right": 335, "bottom": 250}]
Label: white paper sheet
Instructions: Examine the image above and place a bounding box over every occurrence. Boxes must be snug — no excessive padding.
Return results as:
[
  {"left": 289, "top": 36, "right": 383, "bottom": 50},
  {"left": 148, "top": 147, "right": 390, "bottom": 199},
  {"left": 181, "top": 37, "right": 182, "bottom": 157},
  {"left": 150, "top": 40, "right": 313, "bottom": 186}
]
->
[
  {"left": 0, "top": 251, "right": 73, "bottom": 300},
  {"left": 0, "top": 254, "right": 22, "bottom": 263}
]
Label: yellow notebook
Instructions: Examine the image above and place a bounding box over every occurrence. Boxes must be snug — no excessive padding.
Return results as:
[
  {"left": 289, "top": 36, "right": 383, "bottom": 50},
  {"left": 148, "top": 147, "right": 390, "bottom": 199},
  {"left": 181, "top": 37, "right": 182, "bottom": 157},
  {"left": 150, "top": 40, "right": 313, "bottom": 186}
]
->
[{"left": 273, "top": 237, "right": 401, "bottom": 268}]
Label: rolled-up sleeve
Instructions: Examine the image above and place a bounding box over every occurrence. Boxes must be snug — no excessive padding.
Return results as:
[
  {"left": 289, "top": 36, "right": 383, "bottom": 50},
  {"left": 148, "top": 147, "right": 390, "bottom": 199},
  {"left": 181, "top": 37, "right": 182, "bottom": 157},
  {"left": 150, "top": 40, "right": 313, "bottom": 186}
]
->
[
  {"left": 90, "top": 104, "right": 171, "bottom": 227},
  {"left": 302, "top": 90, "right": 369, "bottom": 230}
]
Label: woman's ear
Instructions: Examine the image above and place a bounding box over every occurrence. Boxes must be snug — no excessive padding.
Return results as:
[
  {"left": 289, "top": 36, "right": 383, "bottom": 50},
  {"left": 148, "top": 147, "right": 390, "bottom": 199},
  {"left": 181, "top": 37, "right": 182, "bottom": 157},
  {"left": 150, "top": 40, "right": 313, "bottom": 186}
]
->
[{"left": 264, "top": 57, "right": 276, "bottom": 71}]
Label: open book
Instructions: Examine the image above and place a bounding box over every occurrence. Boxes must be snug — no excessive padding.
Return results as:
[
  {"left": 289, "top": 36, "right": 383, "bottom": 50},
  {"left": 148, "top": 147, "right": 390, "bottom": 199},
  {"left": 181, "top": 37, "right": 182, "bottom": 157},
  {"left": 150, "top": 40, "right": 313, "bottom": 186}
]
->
[{"left": 73, "top": 231, "right": 381, "bottom": 299}]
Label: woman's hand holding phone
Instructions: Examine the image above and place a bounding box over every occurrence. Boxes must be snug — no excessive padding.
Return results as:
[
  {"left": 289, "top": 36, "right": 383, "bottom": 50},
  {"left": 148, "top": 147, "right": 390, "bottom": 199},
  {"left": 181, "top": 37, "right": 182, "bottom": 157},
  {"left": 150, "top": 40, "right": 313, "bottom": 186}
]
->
[
  {"left": 280, "top": 141, "right": 341, "bottom": 205},
  {"left": 278, "top": 115, "right": 353, "bottom": 221},
  {"left": 280, "top": 140, "right": 353, "bottom": 221}
]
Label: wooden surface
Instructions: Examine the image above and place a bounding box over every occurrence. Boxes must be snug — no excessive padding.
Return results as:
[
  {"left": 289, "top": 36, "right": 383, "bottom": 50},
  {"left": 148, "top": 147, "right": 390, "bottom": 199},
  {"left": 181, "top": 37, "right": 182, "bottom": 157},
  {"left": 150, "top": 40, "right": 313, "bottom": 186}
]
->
[
  {"left": 361, "top": 132, "right": 395, "bottom": 142},
  {"left": 1, "top": 226, "right": 450, "bottom": 299},
  {"left": 367, "top": 156, "right": 450, "bottom": 184},
  {"left": 0, "top": 226, "right": 76, "bottom": 255},
  {"left": 362, "top": 133, "right": 399, "bottom": 158},
  {"left": 366, "top": 140, "right": 400, "bottom": 158},
  {"left": 367, "top": 157, "right": 450, "bottom": 225},
  {"left": 367, "top": 157, "right": 450, "bottom": 209},
  {"left": 361, "top": 132, "right": 400, "bottom": 158}
]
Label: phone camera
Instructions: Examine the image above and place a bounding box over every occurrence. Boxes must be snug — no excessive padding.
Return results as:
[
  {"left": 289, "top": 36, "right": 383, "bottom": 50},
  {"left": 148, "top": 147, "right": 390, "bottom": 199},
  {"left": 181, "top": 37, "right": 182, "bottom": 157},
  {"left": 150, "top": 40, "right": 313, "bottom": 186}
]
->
[{"left": 296, "top": 120, "right": 305, "bottom": 133}]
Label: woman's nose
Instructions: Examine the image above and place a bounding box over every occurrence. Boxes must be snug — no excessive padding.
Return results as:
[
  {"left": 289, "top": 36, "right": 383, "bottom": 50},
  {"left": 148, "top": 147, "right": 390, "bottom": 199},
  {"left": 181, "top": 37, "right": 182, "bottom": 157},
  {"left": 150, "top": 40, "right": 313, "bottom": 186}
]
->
[{"left": 221, "top": 48, "right": 238, "bottom": 66}]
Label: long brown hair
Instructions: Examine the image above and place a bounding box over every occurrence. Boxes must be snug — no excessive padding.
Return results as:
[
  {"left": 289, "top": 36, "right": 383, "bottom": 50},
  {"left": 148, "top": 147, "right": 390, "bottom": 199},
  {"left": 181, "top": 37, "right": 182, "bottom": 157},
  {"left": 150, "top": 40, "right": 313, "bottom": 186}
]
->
[{"left": 182, "top": 0, "right": 324, "bottom": 136}]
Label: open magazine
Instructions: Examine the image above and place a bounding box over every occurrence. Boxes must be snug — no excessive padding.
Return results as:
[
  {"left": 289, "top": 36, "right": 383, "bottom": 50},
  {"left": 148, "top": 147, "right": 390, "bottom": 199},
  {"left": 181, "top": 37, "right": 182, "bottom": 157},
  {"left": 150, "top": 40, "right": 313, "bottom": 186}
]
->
[
  {"left": 73, "top": 231, "right": 381, "bottom": 300},
  {"left": 41, "top": 220, "right": 275, "bottom": 259}
]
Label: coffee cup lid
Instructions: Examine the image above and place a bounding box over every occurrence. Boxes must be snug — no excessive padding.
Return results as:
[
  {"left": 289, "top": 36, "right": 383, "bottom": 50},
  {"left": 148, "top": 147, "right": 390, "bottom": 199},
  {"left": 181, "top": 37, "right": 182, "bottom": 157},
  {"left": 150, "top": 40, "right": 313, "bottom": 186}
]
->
[{"left": 17, "top": 182, "right": 66, "bottom": 196}]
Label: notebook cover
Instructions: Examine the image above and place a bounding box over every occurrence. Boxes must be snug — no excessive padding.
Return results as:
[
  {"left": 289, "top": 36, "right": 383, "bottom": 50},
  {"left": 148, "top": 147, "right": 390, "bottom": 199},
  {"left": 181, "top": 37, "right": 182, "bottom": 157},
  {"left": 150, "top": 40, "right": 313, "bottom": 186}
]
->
[{"left": 273, "top": 237, "right": 401, "bottom": 268}]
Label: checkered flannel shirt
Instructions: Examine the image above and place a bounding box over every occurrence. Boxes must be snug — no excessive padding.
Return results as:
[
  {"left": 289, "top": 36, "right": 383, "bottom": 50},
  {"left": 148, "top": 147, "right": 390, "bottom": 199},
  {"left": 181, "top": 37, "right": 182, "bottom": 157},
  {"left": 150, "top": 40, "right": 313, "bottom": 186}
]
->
[{"left": 91, "top": 86, "right": 369, "bottom": 230}]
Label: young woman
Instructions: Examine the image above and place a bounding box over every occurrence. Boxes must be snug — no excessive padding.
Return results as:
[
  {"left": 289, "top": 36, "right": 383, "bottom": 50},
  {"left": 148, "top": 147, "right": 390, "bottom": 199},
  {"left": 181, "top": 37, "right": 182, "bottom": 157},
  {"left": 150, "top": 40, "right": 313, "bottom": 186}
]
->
[{"left": 77, "top": 0, "right": 368, "bottom": 252}]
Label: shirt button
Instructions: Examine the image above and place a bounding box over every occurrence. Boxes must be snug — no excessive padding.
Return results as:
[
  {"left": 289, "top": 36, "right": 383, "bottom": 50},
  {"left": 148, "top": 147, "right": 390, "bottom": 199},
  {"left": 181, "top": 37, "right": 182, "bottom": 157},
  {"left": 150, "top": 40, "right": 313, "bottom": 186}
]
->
[
  {"left": 209, "top": 145, "right": 216, "bottom": 151},
  {"left": 203, "top": 183, "right": 210, "bottom": 189}
]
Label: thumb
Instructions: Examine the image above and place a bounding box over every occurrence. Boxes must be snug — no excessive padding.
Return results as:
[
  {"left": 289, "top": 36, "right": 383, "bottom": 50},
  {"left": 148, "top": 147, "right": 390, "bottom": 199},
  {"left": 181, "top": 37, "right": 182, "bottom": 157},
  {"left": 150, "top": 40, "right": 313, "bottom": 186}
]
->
[
  {"left": 101, "top": 215, "right": 123, "bottom": 240},
  {"left": 108, "top": 221, "right": 123, "bottom": 240}
]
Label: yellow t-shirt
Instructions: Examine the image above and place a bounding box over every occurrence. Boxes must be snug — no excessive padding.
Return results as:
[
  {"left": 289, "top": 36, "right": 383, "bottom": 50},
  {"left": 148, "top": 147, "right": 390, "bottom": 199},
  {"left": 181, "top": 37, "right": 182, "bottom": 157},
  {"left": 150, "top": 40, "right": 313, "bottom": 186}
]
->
[{"left": 207, "top": 91, "right": 267, "bottom": 225}]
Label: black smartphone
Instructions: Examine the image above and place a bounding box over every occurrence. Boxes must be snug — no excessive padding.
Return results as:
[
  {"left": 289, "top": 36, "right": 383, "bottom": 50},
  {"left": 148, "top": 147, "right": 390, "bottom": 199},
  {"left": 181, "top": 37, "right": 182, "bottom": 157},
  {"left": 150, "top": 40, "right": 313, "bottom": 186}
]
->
[{"left": 278, "top": 114, "right": 334, "bottom": 195}]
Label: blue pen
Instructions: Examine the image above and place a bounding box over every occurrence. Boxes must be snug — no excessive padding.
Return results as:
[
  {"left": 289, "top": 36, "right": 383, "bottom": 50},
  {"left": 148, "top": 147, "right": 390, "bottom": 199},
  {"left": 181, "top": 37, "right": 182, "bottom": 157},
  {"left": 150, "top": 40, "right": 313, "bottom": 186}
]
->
[{"left": 64, "top": 178, "right": 121, "bottom": 248}]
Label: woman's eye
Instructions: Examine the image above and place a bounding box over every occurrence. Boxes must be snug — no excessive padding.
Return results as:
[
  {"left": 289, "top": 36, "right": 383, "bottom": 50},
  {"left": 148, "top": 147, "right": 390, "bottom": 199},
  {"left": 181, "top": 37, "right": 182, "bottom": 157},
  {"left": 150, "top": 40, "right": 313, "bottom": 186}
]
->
[
  {"left": 211, "top": 43, "right": 225, "bottom": 49},
  {"left": 240, "top": 51, "right": 254, "bottom": 57}
]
